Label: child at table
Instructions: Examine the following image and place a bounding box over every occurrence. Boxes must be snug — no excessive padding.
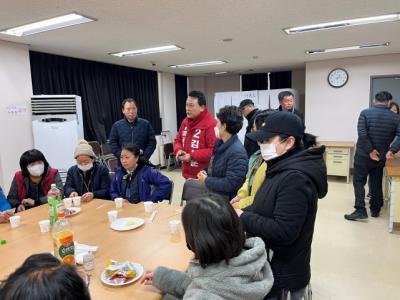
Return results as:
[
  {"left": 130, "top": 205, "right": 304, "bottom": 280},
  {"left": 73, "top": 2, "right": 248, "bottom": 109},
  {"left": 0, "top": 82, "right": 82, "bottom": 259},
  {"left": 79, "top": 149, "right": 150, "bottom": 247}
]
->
[
  {"left": 0, "top": 253, "right": 90, "bottom": 299},
  {"left": 141, "top": 193, "right": 274, "bottom": 299},
  {"left": 110, "top": 144, "right": 171, "bottom": 203}
]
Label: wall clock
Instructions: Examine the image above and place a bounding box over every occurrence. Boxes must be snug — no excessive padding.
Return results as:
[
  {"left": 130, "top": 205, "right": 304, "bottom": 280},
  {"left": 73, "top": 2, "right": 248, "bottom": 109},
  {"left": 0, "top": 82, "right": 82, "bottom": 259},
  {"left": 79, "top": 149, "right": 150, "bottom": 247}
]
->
[{"left": 328, "top": 68, "right": 348, "bottom": 88}]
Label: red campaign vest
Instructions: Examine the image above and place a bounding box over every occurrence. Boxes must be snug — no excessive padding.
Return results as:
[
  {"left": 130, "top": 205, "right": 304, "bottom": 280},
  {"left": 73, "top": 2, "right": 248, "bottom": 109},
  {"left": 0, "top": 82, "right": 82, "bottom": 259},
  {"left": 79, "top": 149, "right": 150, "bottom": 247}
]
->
[{"left": 15, "top": 168, "right": 58, "bottom": 202}]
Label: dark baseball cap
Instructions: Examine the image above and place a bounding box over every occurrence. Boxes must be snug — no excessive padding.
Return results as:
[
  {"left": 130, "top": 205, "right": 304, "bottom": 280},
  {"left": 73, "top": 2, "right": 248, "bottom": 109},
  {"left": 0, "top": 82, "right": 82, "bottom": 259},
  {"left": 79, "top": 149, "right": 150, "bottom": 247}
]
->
[
  {"left": 246, "top": 111, "right": 304, "bottom": 142},
  {"left": 239, "top": 99, "right": 254, "bottom": 109}
]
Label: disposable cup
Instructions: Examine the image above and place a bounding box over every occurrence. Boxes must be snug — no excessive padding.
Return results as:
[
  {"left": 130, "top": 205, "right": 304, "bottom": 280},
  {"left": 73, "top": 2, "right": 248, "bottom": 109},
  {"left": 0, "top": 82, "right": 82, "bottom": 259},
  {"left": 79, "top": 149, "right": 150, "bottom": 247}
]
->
[
  {"left": 144, "top": 201, "right": 154, "bottom": 213},
  {"left": 63, "top": 198, "right": 73, "bottom": 208},
  {"left": 9, "top": 216, "right": 21, "bottom": 229},
  {"left": 114, "top": 198, "right": 123, "bottom": 209},
  {"left": 169, "top": 219, "right": 180, "bottom": 235},
  {"left": 107, "top": 210, "right": 118, "bottom": 224},
  {"left": 73, "top": 196, "right": 81, "bottom": 207},
  {"left": 38, "top": 220, "right": 50, "bottom": 233}
]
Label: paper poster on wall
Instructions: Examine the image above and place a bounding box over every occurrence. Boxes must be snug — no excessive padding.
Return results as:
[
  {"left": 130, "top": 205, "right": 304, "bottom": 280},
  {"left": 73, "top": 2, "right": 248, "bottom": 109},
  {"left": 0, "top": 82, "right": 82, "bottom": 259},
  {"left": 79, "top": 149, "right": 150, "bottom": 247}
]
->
[
  {"left": 214, "top": 89, "right": 299, "bottom": 143},
  {"left": 6, "top": 105, "right": 28, "bottom": 115}
]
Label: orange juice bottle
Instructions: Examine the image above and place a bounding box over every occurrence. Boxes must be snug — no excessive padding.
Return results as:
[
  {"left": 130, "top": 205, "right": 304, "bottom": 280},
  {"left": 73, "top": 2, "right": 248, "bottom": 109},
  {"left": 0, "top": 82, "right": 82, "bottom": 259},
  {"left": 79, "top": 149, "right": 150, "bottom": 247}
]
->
[{"left": 52, "top": 211, "right": 75, "bottom": 265}]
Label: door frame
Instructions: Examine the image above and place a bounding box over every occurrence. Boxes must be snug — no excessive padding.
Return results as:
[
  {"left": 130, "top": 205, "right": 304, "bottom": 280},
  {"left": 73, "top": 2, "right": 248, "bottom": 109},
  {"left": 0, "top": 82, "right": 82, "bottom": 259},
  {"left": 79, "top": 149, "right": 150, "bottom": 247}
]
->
[{"left": 370, "top": 74, "right": 400, "bottom": 105}]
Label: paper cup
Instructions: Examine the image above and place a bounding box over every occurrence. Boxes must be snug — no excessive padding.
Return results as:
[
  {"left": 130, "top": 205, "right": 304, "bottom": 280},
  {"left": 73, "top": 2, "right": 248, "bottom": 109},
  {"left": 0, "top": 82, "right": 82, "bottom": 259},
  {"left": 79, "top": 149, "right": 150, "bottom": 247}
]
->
[
  {"left": 9, "top": 216, "right": 21, "bottom": 229},
  {"left": 169, "top": 219, "right": 181, "bottom": 235},
  {"left": 73, "top": 196, "right": 81, "bottom": 207},
  {"left": 144, "top": 201, "right": 154, "bottom": 213},
  {"left": 63, "top": 198, "right": 73, "bottom": 208},
  {"left": 38, "top": 220, "right": 50, "bottom": 233},
  {"left": 107, "top": 210, "right": 118, "bottom": 223},
  {"left": 114, "top": 198, "right": 123, "bottom": 209}
]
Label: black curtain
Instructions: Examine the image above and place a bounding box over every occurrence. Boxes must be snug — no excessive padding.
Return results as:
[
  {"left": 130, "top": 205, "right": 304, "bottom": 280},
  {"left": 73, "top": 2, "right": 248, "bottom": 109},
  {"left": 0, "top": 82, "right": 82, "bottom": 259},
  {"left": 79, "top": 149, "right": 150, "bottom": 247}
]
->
[
  {"left": 175, "top": 75, "right": 188, "bottom": 129},
  {"left": 30, "top": 51, "right": 161, "bottom": 143},
  {"left": 242, "top": 71, "right": 292, "bottom": 91}
]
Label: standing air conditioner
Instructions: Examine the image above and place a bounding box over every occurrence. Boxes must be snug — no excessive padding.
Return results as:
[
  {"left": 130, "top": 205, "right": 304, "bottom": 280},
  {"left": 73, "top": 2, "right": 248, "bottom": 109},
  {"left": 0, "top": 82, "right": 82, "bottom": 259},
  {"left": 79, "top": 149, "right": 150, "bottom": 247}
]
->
[{"left": 31, "top": 95, "right": 84, "bottom": 180}]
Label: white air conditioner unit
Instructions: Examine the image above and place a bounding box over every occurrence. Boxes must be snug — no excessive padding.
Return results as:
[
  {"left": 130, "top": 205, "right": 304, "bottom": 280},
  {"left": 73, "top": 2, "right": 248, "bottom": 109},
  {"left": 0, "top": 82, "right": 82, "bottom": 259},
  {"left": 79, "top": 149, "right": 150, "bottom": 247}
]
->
[{"left": 31, "top": 95, "right": 84, "bottom": 180}]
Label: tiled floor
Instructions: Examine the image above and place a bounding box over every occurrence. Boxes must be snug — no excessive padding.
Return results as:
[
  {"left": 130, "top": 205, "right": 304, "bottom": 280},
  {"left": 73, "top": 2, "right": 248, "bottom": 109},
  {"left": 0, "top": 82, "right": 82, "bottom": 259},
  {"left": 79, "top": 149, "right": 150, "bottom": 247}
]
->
[{"left": 161, "top": 169, "right": 400, "bottom": 300}]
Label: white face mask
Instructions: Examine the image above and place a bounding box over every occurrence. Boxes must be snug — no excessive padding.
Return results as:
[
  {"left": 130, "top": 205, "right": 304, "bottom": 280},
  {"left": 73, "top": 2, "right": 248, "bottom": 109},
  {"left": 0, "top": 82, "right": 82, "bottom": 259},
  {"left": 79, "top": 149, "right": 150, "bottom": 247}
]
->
[
  {"left": 259, "top": 143, "right": 278, "bottom": 161},
  {"left": 78, "top": 163, "right": 93, "bottom": 172},
  {"left": 259, "top": 139, "right": 287, "bottom": 161},
  {"left": 27, "top": 163, "right": 45, "bottom": 176}
]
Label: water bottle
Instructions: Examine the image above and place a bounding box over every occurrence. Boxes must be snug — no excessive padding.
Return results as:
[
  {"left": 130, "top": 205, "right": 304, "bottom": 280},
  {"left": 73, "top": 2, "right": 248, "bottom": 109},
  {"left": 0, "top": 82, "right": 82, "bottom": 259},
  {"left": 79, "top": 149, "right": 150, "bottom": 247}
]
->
[{"left": 48, "top": 184, "right": 61, "bottom": 226}]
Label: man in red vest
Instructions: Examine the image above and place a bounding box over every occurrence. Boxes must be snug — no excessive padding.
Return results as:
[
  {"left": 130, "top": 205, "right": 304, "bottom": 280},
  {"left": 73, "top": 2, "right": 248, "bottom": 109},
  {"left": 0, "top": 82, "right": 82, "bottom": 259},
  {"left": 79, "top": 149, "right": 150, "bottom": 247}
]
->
[{"left": 174, "top": 91, "right": 217, "bottom": 179}]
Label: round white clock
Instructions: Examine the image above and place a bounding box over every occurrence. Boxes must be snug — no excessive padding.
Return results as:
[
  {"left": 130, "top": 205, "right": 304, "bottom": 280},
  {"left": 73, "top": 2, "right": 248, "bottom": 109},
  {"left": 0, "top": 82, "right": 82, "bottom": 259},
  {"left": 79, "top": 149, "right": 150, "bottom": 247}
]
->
[{"left": 328, "top": 68, "right": 348, "bottom": 88}]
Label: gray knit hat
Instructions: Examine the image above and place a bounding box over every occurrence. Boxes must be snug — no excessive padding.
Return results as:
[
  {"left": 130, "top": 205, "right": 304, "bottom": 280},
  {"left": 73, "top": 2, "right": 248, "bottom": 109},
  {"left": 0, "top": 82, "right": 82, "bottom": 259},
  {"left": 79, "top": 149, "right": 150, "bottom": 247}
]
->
[{"left": 74, "top": 140, "right": 96, "bottom": 158}]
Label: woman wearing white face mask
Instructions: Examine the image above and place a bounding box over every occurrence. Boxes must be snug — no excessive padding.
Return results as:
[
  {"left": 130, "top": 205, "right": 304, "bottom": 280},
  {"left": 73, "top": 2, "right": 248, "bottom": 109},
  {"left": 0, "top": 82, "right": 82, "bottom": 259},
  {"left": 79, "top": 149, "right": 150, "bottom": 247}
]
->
[
  {"left": 235, "top": 111, "right": 327, "bottom": 300},
  {"left": 64, "top": 140, "right": 110, "bottom": 201},
  {"left": 7, "top": 149, "right": 62, "bottom": 212}
]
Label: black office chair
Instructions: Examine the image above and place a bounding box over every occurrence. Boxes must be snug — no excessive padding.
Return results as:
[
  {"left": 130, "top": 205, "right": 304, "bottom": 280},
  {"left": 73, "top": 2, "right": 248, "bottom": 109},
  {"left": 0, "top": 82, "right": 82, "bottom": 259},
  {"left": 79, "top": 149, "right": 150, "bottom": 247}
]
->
[
  {"left": 88, "top": 141, "right": 101, "bottom": 157},
  {"left": 164, "top": 143, "right": 179, "bottom": 171},
  {"left": 106, "top": 158, "right": 118, "bottom": 172},
  {"left": 180, "top": 179, "right": 209, "bottom": 206}
]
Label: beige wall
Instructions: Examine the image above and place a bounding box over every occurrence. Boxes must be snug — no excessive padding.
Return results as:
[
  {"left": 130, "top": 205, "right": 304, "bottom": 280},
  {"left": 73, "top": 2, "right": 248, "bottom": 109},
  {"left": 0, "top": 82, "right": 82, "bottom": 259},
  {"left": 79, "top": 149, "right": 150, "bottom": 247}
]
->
[
  {"left": 188, "top": 75, "right": 241, "bottom": 115},
  {"left": 305, "top": 53, "right": 400, "bottom": 143},
  {"left": 0, "top": 40, "right": 34, "bottom": 192}
]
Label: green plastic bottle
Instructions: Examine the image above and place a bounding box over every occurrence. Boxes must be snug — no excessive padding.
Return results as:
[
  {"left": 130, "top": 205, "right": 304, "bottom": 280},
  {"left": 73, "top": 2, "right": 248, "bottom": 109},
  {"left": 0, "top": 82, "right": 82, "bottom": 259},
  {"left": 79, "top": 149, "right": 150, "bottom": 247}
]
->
[{"left": 48, "top": 184, "right": 61, "bottom": 226}]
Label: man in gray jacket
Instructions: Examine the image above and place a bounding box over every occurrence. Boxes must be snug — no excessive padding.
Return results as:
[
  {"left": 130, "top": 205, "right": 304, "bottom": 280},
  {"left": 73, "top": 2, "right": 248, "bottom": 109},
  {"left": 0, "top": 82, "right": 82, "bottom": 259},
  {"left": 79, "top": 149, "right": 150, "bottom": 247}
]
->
[{"left": 345, "top": 91, "right": 400, "bottom": 221}]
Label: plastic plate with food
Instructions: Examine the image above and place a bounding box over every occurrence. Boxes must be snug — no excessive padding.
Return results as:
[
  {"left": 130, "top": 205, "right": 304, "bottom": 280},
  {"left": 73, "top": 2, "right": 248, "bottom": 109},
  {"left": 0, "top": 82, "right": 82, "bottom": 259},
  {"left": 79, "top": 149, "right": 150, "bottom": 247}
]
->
[
  {"left": 100, "top": 260, "right": 143, "bottom": 286},
  {"left": 64, "top": 207, "right": 81, "bottom": 217},
  {"left": 110, "top": 217, "right": 145, "bottom": 231}
]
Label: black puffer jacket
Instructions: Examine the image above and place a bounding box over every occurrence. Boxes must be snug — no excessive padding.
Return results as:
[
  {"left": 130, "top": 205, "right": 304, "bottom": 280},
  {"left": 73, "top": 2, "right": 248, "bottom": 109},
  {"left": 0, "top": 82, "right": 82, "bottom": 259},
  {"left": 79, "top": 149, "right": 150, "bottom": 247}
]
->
[
  {"left": 356, "top": 104, "right": 400, "bottom": 160},
  {"left": 240, "top": 146, "right": 327, "bottom": 297}
]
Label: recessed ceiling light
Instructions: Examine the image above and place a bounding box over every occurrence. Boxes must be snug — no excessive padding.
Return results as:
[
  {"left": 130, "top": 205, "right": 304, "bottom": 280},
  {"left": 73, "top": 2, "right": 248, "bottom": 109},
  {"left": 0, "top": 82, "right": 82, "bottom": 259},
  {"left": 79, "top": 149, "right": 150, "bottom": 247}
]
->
[
  {"left": 284, "top": 13, "right": 400, "bottom": 34},
  {"left": 110, "top": 45, "right": 183, "bottom": 57},
  {"left": 0, "top": 13, "right": 95, "bottom": 36},
  {"left": 305, "top": 42, "right": 390, "bottom": 54},
  {"left": 169, "top": 61, "right": 227, "bottom": 68},
  {"left": 215, "top": 71, "right": 228, "bottom": 75}
]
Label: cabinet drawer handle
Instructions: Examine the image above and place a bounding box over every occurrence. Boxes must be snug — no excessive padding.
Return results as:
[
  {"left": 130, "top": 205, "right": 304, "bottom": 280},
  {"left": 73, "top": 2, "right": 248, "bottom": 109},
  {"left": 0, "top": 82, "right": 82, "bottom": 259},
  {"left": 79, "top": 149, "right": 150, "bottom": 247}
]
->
[
  {"left": 333, "top": 161, "right": 342, "bottom": 164},
  {"left": 333, "top": 150, "right": 344, "bottom": 153},
  {"left": 333, "top": 155, "right": 343, "bottom": 158}
]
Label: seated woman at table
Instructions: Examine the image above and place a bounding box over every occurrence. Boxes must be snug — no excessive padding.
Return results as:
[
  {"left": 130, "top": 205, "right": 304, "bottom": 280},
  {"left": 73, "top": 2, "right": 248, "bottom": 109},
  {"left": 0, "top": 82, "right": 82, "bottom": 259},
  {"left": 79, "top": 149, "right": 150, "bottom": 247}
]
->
[
  {"left": 197, "top": 105, "right": 248, "bottom": 200},
  {"left": 0, "top": 253, "right": 91, "bottom": 300},
  {"left": 0, "top": 186, "right": 13, "bottom": 223},
  {"left": 64, "top": 140, "right": 110, "bottom": 201},
  {"left": 110, "top": 144, "right": 171, "bottom": 203},
  {"left": 7, "top": 149, "right": 63, "bottom": 212},
  {"left": 141, "top": 193, "right": 274, "bottom": 299}
]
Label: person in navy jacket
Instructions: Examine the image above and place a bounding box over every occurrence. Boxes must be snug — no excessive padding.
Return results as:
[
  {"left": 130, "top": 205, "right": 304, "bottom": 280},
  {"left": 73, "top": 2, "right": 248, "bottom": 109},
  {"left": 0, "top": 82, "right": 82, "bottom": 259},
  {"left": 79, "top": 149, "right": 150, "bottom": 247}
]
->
[
  {"left": 109, "top": 98, "right": 156, "bottom": 160},
  {"left": 110, "top": 144, "right": 171, "bottom": 203},
  {"left": 197, "top": 105, "right": 248, "bottom": 200},
  {"left": 64, "top": 140, "right": 111, "bottom": 200}
]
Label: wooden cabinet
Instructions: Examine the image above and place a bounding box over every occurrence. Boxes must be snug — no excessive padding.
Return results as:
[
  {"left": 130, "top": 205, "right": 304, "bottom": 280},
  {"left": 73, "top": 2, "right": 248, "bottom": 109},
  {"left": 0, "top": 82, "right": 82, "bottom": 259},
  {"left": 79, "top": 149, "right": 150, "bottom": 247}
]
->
[
  {"left": 319, "top": 141, "right": 354, "bottom": 183},
  {"left": 385, "top": 156, "right": 400, "bottom": 233}
]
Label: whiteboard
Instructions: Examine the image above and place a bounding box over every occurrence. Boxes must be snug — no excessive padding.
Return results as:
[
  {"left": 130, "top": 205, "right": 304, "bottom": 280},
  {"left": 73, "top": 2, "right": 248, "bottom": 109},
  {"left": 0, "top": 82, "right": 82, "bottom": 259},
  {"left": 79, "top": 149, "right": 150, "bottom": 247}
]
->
[{"left": 214, "top": 89, "right": 299, "bottom": 143}]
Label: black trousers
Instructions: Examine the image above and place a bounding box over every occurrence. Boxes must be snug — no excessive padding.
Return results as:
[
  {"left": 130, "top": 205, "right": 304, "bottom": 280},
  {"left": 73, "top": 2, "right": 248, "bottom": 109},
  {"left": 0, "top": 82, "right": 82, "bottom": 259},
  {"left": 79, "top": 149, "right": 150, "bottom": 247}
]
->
[{"left": 353, "top": 154, "right": 385, "bottom": 212}]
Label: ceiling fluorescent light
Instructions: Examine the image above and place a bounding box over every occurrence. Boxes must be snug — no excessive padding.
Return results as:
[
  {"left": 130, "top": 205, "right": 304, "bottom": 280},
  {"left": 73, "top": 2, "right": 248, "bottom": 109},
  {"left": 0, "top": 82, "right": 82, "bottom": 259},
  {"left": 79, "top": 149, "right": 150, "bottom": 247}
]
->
[
  {"left": 110, "top": 45, "right": 182, "bottom": 57},
  {"left": 306, "top": 42, "right": 390, "bottom": 54},
  {"left": 285, "top": 13, "right": 400, "bottom": 34},
  {"left": 169, "top": 61, "right": 227, "bottom": 68},
  {"left": 0, "top": 13, "right": 95, "bottom": 36},
  {"left": 215, "top": 71, "right": 228, "bottom": 75}
]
